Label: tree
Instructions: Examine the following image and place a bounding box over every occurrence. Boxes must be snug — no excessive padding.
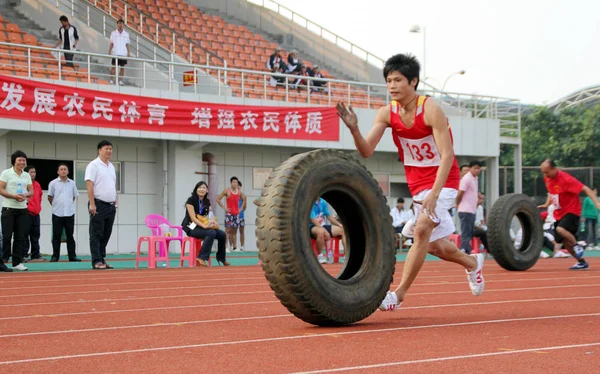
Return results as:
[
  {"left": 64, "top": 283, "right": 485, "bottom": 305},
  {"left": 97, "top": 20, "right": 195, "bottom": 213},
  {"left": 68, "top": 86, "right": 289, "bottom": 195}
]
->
[{"left": 501, "top": 104, "right": 600, "bottom": 167}]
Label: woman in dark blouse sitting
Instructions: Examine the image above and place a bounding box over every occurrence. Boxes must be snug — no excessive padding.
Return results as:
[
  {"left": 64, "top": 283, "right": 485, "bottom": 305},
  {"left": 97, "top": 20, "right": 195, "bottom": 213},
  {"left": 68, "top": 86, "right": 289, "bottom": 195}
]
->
[{"left": 182, "top": 181, "right": 229, "bottom": 266}]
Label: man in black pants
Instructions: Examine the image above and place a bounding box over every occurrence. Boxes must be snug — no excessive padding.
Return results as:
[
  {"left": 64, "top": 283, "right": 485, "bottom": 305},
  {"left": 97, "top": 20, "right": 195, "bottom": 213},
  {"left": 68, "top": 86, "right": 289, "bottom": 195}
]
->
[
  {"left": 85, "top": 140, "right": 117, "bottom": 270},
  {"left": 48, "top": 163, "right": 80, "bottom": 262}
]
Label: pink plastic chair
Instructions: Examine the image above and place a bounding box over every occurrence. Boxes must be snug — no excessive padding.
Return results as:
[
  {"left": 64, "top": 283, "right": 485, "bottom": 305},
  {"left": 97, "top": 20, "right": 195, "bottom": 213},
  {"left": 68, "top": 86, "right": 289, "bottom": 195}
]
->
[{"left": 145, "top": 214, "right": 184, "bottom": 258}]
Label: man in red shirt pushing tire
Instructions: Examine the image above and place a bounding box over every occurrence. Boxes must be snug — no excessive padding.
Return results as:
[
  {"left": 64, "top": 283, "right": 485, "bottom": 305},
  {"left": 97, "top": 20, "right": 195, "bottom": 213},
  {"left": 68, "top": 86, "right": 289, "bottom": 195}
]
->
[{"left": 539, "top": 159, "right": 600, "bottom": 270}]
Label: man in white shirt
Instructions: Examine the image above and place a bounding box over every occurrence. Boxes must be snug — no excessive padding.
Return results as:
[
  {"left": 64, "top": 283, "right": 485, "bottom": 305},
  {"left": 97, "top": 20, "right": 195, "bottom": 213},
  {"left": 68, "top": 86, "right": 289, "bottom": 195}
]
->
[
  {"left": 390, "top": 198, "right": 409, "bottom": 234},
  {"left": 85, "top": 140, "right": 117, "bottom": 270},
  {"left": 48, "top": 163, "right": 80, "bottom": 262},
  {"left": 108, "top": 19, "right": 130, "bottom": 85}
]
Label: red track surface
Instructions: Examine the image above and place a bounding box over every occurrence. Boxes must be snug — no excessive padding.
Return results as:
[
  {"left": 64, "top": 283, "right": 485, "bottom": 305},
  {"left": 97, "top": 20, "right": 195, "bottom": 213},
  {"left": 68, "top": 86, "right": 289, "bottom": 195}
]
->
[{"left": 1, "top": 258, "right": 599, "bottom": 373}]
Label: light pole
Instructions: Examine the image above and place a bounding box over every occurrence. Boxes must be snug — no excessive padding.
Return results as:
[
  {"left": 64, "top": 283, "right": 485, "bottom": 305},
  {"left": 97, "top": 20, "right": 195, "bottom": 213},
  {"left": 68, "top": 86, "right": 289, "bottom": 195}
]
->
[
  {"left": 441, "top": 70, "right": 466, "bottom": 92},
  {"left": 408, "top": 24, "right": 426, "bottom": 79}
]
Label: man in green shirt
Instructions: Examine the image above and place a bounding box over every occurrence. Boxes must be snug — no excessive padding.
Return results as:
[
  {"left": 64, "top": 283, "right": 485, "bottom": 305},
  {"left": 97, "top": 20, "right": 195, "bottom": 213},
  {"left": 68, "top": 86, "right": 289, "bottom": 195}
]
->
[
  {"left": 582, "top": 188, "right": 599, "bottom": 250},
  {"left": 0, "top": 150, "right": 33, "bottom": 272}
]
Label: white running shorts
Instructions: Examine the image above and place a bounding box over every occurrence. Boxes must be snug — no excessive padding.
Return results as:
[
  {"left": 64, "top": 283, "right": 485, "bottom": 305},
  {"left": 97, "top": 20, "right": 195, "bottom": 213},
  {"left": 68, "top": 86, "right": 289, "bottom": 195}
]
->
[{"left": 412, "top": 187, "right": 458, "bottom": 243}]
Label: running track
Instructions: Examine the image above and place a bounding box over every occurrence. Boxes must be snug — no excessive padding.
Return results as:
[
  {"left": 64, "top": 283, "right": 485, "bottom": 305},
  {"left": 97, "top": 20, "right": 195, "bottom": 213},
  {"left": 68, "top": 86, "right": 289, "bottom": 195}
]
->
[{"left": 1, "top": 258, "right": 599, "bottom": 373}]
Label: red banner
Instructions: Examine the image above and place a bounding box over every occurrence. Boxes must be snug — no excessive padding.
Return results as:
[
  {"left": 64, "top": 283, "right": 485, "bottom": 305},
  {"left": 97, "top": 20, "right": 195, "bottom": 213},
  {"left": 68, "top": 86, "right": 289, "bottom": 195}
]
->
[{"left": 0, "top": 75, "right": 339, "bottom": 141}]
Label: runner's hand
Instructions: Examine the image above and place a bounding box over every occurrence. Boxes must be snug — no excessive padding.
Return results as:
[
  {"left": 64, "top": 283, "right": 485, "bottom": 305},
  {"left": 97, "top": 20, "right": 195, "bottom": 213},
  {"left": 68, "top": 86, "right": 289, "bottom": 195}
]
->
[
  {"left": 336, "top": 102, "right": 358, "bottom": 132},
  {"left": 421, "top": 193, "right": 439, "bottom": 220}
]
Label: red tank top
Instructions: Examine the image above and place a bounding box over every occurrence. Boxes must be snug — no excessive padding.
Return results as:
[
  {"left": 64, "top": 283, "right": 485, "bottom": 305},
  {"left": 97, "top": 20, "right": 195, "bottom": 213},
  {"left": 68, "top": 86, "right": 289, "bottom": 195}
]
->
[
  {"left": 226, "top": 188, "right": 240, "bottom": 215},
  {"left": 389, "top": 95, "right": 460, "bottom": 196}
]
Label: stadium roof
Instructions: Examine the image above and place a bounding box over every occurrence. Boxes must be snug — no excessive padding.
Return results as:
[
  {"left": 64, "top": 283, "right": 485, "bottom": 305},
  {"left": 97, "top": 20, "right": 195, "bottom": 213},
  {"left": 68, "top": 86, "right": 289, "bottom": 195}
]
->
[{"left": 547, "top": 84, "right": 600, "bottom": 111}]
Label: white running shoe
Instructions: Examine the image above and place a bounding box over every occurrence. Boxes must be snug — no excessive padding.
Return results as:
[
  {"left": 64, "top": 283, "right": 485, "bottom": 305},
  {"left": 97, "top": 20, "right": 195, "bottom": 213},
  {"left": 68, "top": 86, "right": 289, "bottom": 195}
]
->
[
  {"left": 13, "top": 263, "right": 28, "bottom": 271},
  {"left": 553, "top": 251, "right": 570, "bottom": 258},
  {"left": 379, "top": 291, "right": 400, "bottom": 311},
  {"left": 317, "top": 254, "right": 327, "bottom": 264},
  {"left": 466, "top": 254, "right": 485, "bottom": 296},
  {"left": 540, "top": 251, "right": 550, "bottom": 259}
]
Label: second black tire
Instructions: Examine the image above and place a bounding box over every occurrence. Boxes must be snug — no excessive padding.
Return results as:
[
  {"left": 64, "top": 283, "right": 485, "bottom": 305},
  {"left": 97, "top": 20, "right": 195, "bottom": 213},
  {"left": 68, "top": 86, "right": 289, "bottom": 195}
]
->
[{"left": 487, "top": 193, "right": 543, "bottom": 271}]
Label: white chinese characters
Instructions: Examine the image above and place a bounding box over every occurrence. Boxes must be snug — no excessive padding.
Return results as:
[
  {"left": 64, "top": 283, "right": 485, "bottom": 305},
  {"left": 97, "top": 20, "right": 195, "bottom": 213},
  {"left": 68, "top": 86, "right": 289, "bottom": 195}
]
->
[
  {"left": 191, "top": 107, "right": 212, "bottom": 128},
  {"left": 217, "top": 109, "right": 235, "bottom": 129},
  {"left": 240, "top": 111, "right": 258, "bottom": 131},
  {"left": 119, "top": 100, "right": 141, "bottom": 123},
  {"left": 306, "top": 112, "right": 323, "bottom": 134},
  {"left": 263, "top": 112, "right": 280, "bottom": 132},
  {"left": 0, "top": 82, "right": 25, "bottom": 112},
  {"left": 284, "top": 112, "right": 302, "bottom": 134},
  {"left": 31, "top": 88, "right": 57, "bottom": 115},
  {"left": 148, "top": 104, "right": 169, "bottom": 125},
  {"left": 63, "top": 93, "right": 85, "bottom": 117},
  {"left": 92, "top": 97, "right": 114, "bottom": 120}
]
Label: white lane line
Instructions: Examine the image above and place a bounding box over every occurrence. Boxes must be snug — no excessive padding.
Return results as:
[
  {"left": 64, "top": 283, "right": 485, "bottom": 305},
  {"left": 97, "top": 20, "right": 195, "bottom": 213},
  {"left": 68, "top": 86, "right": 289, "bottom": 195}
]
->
[
  {"left": 1, "top": 295, "right": 599, "bottom": 338},
  {"left": 0, "top": 300, "right": 281, "bottom": 321},
  {"left": 291, "top": 342, "right": 600, "bottom": 373},
  {"left": 3, "top": 273, "right": 599, "bottom": 299},
  {"left": 1, "top": 312, "right": 599, "bottom": 366},
  {"left": 2, "top": 283, "right": 600, "bottom": 314},
  {"left": 0, "top": 261, "right": 589, "bottom": 283}
]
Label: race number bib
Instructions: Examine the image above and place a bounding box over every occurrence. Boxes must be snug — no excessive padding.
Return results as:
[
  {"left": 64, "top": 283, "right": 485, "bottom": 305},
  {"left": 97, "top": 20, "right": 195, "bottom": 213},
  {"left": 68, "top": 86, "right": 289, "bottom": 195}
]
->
[
  {"left": 400, "top": 135, "right": 440, "bottom": 167},
  {"left": 548, "top": 194, "right": 560, "bottom": 209}
]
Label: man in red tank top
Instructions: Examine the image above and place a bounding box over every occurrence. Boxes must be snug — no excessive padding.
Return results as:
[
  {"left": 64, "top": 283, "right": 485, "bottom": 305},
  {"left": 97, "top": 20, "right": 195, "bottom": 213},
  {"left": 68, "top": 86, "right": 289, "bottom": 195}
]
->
[
  {"left": 336, "top": 54, "right": 485, "bottom": 312},
  {"left": 217, "top": 176, "right": 246, "bottom": 252}
]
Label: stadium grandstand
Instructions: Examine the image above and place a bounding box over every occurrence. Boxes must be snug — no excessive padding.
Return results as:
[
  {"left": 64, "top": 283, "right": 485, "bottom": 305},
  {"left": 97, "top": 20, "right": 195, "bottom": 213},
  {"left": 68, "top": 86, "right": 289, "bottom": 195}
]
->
[{"left": 0, "top": 0, "right": 521, "bottom": 256}]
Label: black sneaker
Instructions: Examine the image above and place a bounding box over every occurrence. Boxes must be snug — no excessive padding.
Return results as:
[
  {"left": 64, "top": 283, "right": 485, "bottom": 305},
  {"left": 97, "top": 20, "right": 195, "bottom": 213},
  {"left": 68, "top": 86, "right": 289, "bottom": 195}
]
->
[
  {"left": 69, "top": 258, "right": 82, "bottom": 262},
  {"left": 0, "top": 262, "right": 13, "bottom": 272}
]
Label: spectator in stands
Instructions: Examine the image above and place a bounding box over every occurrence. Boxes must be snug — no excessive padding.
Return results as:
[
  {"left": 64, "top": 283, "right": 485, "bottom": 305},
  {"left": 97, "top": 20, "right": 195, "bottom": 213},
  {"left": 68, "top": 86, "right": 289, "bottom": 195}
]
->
[
  {"left": 53, "top": 15, "right": 79, "bottom": 69},
  {"left": 181, "top": 181, "right": 228, "bottom": 267},
  {"left": 293, "top": 64, "right": 312, "bottom": 91},
  {"left": 24, "top": 166, "right": 45, "bottom": 262},
  {"left": 108, "top": 19, "right": 130, "bottom": 86},
  {"left": 582, "top": 188, "right": 599, "bottom": 250},
  {"left": 287, "top": 50, "right": 302, "bottom": 73},
  {"left": 310, "top": 197, "right": 346, "bottom": 264},
  {"left": 269, "top": 62, "right": 286, "bottom": 87},
  {"left": 390, "top": 198, "right": 409, "bottom": 234},
  {"left": 310, "top": 66, "right": 328, "bottom": 93},
  {"left": 266, "top": 47, "right": 285, "bottom": 71},
  {"left": 0, "top": 150, "right": 33, "bottom": 272},
  {"left": 48, "top": 163, "right": 80, "bottom": 262},
  {"left": 456, "top": 160, "right": 482, "bottom": 254},
  {"left": 473, "top": 192, "right": 489, "bottom": 252}
]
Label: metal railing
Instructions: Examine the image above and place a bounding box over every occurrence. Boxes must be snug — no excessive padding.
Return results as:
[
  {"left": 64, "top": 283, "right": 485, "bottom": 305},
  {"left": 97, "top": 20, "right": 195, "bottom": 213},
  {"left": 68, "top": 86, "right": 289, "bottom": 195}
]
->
[
  {"left": 50, "top": 0, "right": 226, "bottom": 68},
  {"left": 246, "top": 0, "right": 384, "bottom": 68},
  {"left": 0, "top": 42, "right": 520, "bottom": 138}
]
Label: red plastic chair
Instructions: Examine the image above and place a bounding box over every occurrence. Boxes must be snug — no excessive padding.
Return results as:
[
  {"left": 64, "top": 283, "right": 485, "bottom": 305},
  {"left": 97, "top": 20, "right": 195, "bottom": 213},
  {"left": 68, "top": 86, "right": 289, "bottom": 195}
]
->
[
  {"left": 180, "top": 237, "right": 211, "bottom": 267},
  {"left": 145, "top": 214, "right": 183, "bottom": 257},
  {"left": 136, "top": 236, "right": 170, "bottom": 268},
  {"left": 311, "top": 237, "right": 344, "bottom": 263}
]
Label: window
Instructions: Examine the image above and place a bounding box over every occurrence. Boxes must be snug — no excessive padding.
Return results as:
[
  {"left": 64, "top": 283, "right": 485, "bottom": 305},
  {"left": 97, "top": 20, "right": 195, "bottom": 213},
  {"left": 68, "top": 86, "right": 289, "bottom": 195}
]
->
[
  {"left": 25, "top": 159, "right": 75, "bottom": 191},
  {"left": 74, "top": 160, "right": 122, "bottom": 192}
]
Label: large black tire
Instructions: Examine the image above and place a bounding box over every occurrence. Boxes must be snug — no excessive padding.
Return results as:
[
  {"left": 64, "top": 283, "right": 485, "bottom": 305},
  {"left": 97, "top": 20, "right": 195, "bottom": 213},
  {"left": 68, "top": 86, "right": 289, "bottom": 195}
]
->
[
  {"left": 255, "top": 149, "right": 396, "bottom": 326},
  {"left": 487, "top": 193, "right": 543, "bottom": 271}
]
